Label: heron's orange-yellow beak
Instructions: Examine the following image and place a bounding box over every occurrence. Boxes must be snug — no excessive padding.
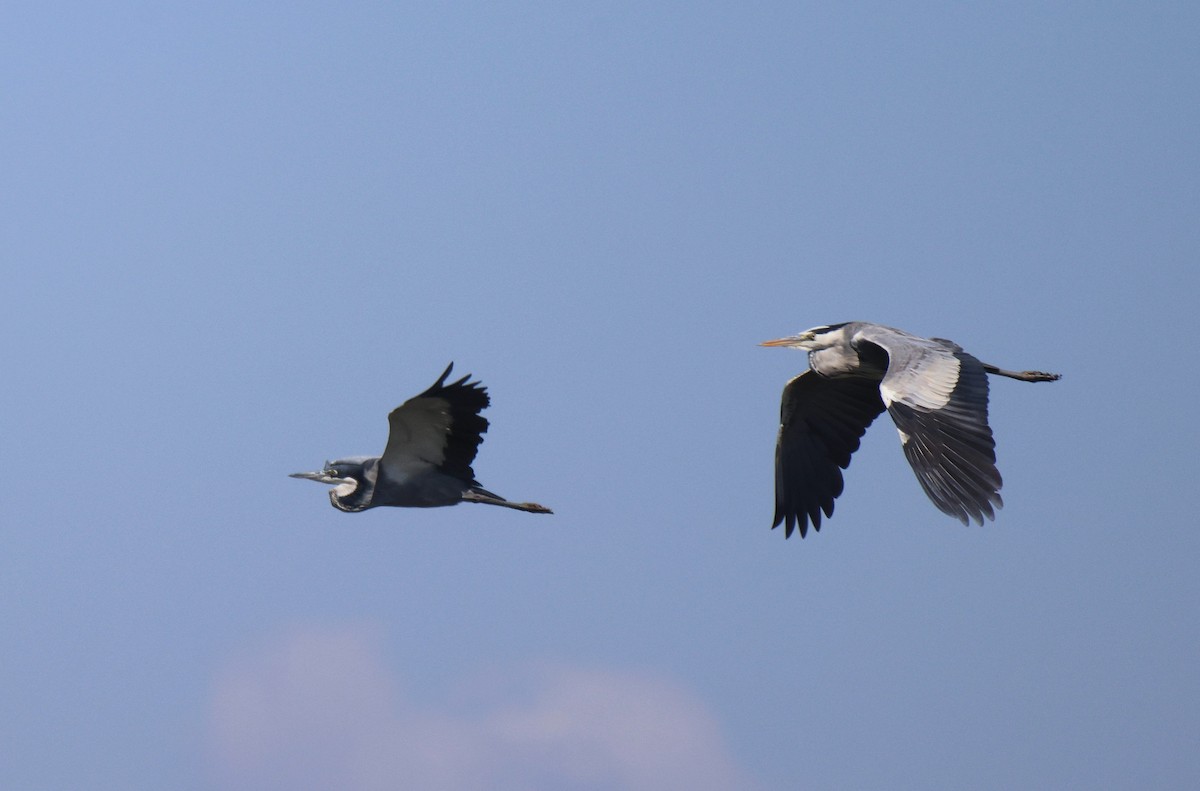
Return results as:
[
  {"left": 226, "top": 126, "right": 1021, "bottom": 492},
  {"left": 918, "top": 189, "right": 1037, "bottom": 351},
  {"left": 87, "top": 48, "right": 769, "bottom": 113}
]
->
[{"left": 760, "top": 337, "right": 799, "bottom": 347}]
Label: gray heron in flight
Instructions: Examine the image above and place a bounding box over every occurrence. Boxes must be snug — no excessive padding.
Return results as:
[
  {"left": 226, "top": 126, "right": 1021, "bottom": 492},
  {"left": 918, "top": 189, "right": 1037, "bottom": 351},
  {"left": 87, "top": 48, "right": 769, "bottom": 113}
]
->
[
  {"left": 761, "top": 322, "right": 1059, "bottom": 537},
  {"left": 291, "top": 364, "right": 552, "bottom": 515}
]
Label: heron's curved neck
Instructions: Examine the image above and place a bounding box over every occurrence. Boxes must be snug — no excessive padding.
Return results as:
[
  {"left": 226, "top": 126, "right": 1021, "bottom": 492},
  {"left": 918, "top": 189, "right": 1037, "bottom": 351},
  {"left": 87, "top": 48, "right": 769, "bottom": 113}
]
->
[
  {"left": 330, "top": 489, "right": 368, "bottom": 512},
  {"left": 810, "top": 342, "right": 887, "bottom": 379},
  {"left": 329, "top": 466, "right": 375, "bottom": 512}
]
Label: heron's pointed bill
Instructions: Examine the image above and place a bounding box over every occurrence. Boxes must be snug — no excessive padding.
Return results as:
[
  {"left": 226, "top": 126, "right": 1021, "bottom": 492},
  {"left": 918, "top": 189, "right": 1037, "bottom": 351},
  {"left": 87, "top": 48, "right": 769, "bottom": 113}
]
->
[
  {"left": 289, "top": 470, "right": 351, "bottom": 486},
  {"left": 760, "top": 332, "right": 812, "bottom": 348}
]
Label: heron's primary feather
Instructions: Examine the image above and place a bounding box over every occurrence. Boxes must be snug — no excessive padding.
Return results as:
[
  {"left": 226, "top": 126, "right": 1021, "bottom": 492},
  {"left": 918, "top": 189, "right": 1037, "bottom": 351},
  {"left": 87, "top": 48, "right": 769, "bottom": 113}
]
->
[{"left": 773, "top": 371, "right": 885, "bottom": 537}]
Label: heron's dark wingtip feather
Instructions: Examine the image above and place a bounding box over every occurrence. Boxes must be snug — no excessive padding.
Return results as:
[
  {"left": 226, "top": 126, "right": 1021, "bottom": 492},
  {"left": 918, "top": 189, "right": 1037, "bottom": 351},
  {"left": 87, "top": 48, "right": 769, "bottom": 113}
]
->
[
  {"left": 772, "top": 372, "right": 885, "bottom": 540},
  {"left": 774, "top": 513, "right": 809, "bottom": 539},
  {"left": 417, "top": 365, "right": 492, "bottom": 483},
  {"left": 430, "top": 362, "right": 455, "bottom": 388}
]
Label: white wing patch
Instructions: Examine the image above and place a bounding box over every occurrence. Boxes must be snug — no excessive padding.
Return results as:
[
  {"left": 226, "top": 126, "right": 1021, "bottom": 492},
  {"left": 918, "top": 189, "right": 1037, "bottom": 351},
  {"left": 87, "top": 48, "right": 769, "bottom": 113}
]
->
[
  {"left": 878, "top": 348, "right": 960, "bottom": 410},
  {"left": 853, "top": 324, "right": 963, "bottom": 411}
]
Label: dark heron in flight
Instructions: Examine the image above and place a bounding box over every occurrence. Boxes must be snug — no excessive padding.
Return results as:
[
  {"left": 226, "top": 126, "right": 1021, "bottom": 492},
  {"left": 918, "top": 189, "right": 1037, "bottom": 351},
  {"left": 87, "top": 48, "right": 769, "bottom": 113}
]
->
[
  {"left": 761, "top": 322, "right": 1059, "bottom": 537},
  {"left": 291, "top": 364, "right": 552, "bottom": 514}
]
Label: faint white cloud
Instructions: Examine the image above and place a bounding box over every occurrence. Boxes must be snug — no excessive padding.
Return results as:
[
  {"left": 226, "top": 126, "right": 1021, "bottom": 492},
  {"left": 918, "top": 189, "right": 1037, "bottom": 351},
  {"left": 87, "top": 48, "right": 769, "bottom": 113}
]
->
[{"left": 208, "top": 623, "right": 757, "bottom": 791}]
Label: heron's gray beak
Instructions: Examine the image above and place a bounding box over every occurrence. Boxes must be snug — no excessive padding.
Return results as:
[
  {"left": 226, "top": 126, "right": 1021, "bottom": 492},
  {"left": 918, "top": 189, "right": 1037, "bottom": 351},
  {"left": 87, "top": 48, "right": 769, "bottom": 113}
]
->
[
  {"left": 760, "top": 334, "right": 808, "bottom": 347},
  {"left": 289, "top": 470, "right": 346, "bottom": 485}
]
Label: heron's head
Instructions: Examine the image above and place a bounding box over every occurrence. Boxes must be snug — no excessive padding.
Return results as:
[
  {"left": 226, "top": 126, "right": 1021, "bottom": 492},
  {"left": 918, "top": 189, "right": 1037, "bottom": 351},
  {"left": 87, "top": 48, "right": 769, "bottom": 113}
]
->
[
  {"left": 760, "top": 323, "right": 849, "bottom": 351},
  {"left": 289, "top": 457, "right": 373, "bottom": 511}
]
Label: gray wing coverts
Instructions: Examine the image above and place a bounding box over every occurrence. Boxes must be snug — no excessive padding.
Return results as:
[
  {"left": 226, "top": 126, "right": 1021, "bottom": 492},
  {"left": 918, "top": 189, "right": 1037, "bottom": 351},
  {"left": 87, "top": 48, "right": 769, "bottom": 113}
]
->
[
  {"left": 773, "top": 372, "right": 886, "bottom": 538},
  {"left": 886, "top": 351, "right": 1003, "bottom": 525}
]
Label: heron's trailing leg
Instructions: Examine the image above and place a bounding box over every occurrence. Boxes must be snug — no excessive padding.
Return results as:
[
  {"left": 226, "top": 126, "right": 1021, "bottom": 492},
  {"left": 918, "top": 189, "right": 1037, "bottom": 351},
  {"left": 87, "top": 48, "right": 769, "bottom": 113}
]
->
[
  {"left": 463, "top": 489, "right": 554, "bottom": 514},
  {"left": 983, "top": 364, "right": 1061, "bottom": 382}
]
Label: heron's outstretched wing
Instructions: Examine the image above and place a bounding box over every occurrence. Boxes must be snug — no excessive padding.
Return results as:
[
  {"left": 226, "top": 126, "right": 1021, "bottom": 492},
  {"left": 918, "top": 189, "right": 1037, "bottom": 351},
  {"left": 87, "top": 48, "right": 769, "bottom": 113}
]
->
[
  {"left": 773, "top": 371, "right": 885, "bottom": 538},
  {"left": 379, "top": 363, "right": 490, "bottom": 485},
  {"left": 853, "top": 326, "right": 1002, "bottom": 525}
]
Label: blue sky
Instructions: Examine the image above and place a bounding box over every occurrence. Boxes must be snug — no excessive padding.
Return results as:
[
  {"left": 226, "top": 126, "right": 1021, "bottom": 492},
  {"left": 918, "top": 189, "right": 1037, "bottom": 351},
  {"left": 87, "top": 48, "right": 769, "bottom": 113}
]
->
[{"left": 3, "top": 2, "right": 1198, "bottom": 789}]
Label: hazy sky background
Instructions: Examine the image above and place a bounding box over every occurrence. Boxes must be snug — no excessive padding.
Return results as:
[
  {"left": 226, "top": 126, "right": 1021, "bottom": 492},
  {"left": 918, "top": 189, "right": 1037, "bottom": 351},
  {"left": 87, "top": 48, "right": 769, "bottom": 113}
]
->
[{"left": 3, "top": 2, "right": 1198, "bottom": 790}]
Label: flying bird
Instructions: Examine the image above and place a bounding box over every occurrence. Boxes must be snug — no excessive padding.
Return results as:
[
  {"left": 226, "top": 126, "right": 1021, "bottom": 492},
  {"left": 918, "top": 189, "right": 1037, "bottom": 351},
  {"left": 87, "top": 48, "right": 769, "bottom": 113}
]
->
[
  {"left": 761, "top": 322, "right": 1059, "bottom": 537},
  {"left": 291, "top": 364, "right": 552, "bottom": 515}
]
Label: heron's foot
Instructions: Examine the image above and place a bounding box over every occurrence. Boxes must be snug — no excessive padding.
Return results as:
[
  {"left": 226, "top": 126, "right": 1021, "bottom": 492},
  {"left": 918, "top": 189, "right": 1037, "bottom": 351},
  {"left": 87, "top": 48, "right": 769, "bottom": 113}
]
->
[
  {"left": 1017, "top": 370, "right": 1061, "bottom": 382},
  {"left": 984, "top": 364, "right": 1062, "bottom": 382}
]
